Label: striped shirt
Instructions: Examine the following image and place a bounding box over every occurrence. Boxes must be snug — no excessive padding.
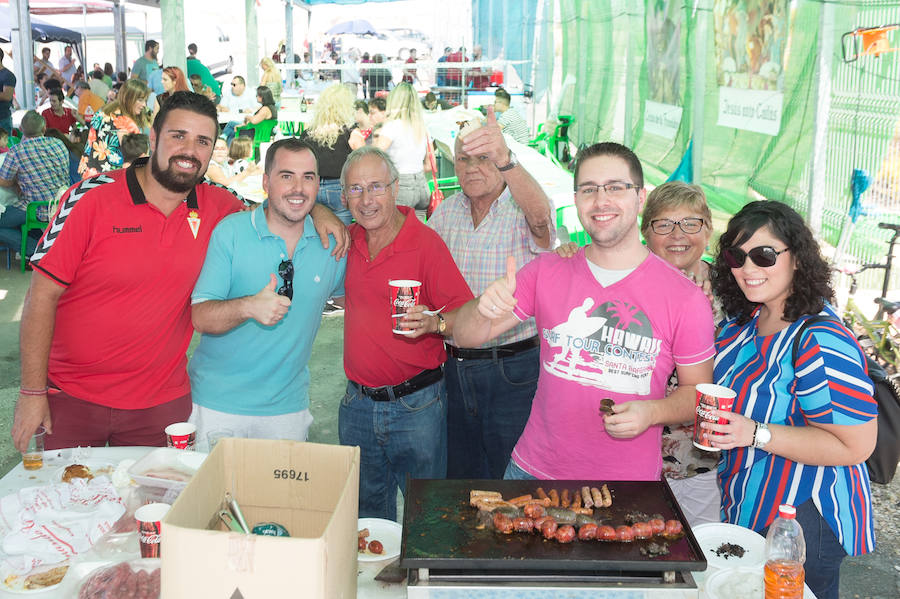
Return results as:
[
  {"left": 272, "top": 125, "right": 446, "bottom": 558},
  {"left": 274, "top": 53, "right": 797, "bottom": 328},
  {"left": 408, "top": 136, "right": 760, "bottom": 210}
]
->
[
  {"left": 497, "top": 107, "right": 530, "bottom": 143},
  {"left": 714, "top": 306, "right": 877, "bottom": 556},
  {"left": 428, "top": 187, "right": 554, "bottom": 347},
  {"left": 0, "top": 136, "right": 69, "bottom": 216}
]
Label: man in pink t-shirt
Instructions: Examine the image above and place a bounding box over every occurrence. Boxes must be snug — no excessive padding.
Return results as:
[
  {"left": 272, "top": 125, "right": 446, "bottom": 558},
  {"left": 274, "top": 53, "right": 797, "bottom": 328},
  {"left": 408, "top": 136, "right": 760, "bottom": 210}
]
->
[{"left": 454, "top": 142, "right": 715, "bottom": 480}]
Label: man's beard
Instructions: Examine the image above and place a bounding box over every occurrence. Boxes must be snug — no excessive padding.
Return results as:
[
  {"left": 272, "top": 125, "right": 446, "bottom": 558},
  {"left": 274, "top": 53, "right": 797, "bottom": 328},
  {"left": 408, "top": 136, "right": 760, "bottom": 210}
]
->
[{"left": 150, "top": 153, "right": 206, "bottom": 193}]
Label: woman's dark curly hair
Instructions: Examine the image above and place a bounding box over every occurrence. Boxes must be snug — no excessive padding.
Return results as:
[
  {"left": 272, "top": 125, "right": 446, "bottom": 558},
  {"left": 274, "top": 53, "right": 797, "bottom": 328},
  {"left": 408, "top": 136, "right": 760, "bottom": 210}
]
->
[{"left": 710, "top": 200, "right": 834, "bottom": 325}]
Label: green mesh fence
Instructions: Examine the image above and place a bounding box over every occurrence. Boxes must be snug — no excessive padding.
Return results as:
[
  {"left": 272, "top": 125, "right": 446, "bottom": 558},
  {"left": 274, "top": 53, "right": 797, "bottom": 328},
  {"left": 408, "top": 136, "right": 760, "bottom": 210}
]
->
[{"left": 554, "top": 0, "right": 900, "bottom": 294}]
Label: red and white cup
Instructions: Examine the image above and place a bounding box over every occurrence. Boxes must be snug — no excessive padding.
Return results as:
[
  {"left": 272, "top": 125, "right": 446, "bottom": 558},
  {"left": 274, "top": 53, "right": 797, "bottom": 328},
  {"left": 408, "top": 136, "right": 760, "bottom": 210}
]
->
[
  {"left": 389, "top": 279, "right": 421, "bottom": 335},
  {"left": 165, "top": 422, "right": 196, "bottom": 450},
  {"left": 135, "top": 502, "right": 170, "bottom": 558},
  {"left": 692, "top": 383, "right": 737, "bottom": 451}
]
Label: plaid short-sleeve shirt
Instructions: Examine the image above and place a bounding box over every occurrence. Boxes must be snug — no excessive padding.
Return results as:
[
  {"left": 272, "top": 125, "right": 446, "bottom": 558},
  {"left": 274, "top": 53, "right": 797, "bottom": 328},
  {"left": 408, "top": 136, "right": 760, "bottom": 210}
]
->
[
  {"left": 0, "top": 136, "right": 70, "bottom": 216},
  {"left": 428, "top": 187, "right": 554, "bottom": 347}
]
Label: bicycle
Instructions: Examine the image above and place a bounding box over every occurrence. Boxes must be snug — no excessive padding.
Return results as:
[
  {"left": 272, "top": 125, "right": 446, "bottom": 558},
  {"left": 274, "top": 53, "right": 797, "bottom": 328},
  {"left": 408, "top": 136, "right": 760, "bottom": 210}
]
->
[{"left": 838, "top": 222, "right": 900, "bottom": 375}]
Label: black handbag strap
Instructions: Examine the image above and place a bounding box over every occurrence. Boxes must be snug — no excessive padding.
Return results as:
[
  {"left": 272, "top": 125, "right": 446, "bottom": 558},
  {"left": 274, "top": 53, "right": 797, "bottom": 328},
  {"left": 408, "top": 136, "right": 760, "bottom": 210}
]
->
[{"left": 791, "top": 315, "right": 841, "bottom": 365}]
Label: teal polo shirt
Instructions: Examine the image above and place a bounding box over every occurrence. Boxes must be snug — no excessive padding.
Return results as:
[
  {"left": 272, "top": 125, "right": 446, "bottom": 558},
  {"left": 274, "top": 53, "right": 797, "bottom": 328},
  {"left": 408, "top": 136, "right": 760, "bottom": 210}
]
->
[{"left": 188, "top": 202, "right": 345, "bottom": 415}]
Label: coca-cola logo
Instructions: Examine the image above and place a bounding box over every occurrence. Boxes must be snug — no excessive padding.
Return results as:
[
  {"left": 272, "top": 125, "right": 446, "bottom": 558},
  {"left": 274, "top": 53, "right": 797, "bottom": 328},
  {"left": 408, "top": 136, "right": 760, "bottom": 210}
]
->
[
  {"left": 393, "top": 297, "right": 415, "bottom": 308},
  {"left": 140, "top": 532, "right": 161, "bottom": 544},
  {"left": 696, "top": 406, "right": 718, "bottom": 421}
]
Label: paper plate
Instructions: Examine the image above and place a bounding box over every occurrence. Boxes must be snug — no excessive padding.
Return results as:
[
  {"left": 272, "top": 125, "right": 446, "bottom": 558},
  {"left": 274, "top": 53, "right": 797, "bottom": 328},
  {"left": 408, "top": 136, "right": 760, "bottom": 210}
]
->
[
  {"left": 706, "top": 566, "right": 813, "bottom": 599},
  {"left": 692, "top": 522, "right": 766, "bottom": 570},
  {"left": 357, "top": 518, "right": 402, "bottom": 562},
  {"left": 52, "top": 460, "right": 116, "bottom": 484},
  {"left": 128, "top": 447, "right": 207, "bottom": 491},
  {"left": 0, "top": 564, "right": 69, "bottom": 594}
]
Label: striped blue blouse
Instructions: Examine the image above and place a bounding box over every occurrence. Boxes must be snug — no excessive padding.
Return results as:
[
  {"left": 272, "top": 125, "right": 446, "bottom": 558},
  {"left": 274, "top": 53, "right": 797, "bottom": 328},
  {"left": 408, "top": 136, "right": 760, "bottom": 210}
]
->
[{"left": 713, "top": 305, "right": 877, "bottom": 556}]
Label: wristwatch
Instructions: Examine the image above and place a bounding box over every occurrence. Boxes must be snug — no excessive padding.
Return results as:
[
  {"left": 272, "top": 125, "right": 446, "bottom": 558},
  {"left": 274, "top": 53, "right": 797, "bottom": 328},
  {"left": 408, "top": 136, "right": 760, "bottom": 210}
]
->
[
  {"left": 752, "top": 421, "right": 771, "bottom": 449},
  {"left": 436, "top": 313, "right": 447, "bottom": 335},
  {"left": 496, "top": 150, "right": 518, "bottom": 172}
]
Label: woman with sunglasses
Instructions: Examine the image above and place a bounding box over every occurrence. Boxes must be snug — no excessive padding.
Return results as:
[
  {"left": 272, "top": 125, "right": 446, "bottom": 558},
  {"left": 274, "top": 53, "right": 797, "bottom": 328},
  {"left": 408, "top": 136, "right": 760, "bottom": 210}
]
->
[{"left": 707, "top": 200, "right": 877, "bottom": 599}]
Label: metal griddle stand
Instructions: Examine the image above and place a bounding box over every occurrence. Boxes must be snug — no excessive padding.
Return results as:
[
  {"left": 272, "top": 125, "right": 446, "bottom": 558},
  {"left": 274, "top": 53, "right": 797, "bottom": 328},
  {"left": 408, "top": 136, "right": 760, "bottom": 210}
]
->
[{"left": 406, "top": 566, "right": 699, "bottom": 597}]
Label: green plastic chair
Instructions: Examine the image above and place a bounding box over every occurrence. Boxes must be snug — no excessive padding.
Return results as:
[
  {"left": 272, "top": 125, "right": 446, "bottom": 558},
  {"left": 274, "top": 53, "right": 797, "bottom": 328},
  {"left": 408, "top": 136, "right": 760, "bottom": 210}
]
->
[
  {"left": 235, "top": 119, "right": 279, "bottom": 161},
  {"left": 278, "top": 120, "right": 304, "bottom": 137},
  {"left": 556, "top": 204, "right": 589, "bottom": 247},
  {"left": 21, "top": 201, "right": 49, "bottom": 271}
]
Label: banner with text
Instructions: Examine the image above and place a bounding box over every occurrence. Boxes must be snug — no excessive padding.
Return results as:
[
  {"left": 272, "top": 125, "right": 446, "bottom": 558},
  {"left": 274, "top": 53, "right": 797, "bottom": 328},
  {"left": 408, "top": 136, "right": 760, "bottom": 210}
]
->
[
  {"left": 717, "top": 87, "right": 784, "bottom": 136},
  {"left": 644, "top": 100, "right": 684, "bottom": 140}
]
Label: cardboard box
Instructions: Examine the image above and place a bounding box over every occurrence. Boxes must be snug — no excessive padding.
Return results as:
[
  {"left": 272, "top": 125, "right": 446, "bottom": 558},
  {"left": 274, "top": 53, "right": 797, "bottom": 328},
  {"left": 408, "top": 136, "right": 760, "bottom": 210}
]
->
[{"left": 161, "top": 439, "right": 360, "bottom": 598}]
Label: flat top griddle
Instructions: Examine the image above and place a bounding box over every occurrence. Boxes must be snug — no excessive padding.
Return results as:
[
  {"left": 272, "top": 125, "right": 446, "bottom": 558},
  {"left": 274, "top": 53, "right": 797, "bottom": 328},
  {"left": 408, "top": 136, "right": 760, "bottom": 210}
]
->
[{"left": 400, "top": 479, "right": 707, "bottom": 573}]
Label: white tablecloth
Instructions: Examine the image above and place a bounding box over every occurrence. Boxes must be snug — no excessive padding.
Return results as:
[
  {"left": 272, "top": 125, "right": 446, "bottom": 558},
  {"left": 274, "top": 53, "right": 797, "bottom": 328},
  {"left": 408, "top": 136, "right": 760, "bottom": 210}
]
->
[{"left": 0, "top": 447, "right": 405, "bottom": 598}]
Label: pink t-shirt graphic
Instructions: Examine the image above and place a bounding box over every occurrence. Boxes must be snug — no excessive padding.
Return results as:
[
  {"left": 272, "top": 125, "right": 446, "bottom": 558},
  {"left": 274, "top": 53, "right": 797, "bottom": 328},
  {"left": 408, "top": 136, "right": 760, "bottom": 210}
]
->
[{"left": 510, "top": 249, "right": 715, "bottom": 480}]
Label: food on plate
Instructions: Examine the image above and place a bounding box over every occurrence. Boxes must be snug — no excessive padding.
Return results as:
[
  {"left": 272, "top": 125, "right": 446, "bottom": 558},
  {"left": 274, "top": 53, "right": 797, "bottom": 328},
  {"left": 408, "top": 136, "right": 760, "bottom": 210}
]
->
[
  {"left": 357, "top": 529, "right": 385, "bottom": 555},
  {"left": 368, "top": 540, "right": 384, "bottom": 555},
  {"left": 712, "top": 542, "right": 746, "bottom": 559},
  {"left": 62, "top": 464, "right": 93, "bottom": 483},
  {"left": 78, "top": 562, "right": 160, "bottom": 598},
  {"left": 140, "top": 468, "right": 192, "bottom": 482}
]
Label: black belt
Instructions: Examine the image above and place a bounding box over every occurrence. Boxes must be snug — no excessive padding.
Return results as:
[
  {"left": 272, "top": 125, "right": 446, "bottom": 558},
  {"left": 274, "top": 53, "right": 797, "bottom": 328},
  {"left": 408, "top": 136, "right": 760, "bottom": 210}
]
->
[
  {"left": 446, "top": 336, "right": 539, "bottom": 360},
  {"left": 351, "top": 367, "right": 443, "bottom": 402}
]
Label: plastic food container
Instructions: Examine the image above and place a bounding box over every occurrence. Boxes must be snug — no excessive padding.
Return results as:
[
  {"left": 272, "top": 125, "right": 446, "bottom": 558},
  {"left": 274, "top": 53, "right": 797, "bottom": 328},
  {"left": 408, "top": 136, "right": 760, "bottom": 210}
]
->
[{"left": 127, "top": 447, "right": 208, "bottom": 491}]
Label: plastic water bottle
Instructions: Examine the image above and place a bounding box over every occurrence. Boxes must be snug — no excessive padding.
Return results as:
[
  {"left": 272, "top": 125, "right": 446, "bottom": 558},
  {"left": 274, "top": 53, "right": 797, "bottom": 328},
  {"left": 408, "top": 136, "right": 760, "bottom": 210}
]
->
[{"left": 764, "top": 504, "right": 806, "bottom": 598}]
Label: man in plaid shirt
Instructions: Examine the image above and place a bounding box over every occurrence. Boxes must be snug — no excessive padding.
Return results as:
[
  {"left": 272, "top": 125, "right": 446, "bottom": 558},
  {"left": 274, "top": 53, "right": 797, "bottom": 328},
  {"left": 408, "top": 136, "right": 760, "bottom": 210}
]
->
[
  {"left": 0, "top": 111, "right": 69, "bottom": 257},
  {"left": 427, "top": 107, "right": 554, "bottom": 479}
]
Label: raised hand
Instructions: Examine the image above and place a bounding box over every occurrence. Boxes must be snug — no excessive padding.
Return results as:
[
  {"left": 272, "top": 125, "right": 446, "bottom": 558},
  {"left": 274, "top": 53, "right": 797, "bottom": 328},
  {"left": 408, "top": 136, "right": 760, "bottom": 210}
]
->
[
  {"left": 460, "top": 106, "right": 510, "bottom": 167},
  {"left": 248, "top": 274, "right": 291, "bottom": 326},
  {"left": 477, "top": 255, "right": 518, "bottom": 319}
]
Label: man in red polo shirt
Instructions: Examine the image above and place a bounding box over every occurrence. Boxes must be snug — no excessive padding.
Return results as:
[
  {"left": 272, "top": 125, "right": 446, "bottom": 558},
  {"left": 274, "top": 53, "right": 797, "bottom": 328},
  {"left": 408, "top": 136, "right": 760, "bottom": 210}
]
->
[
  {"left": 335, "top": 146, "right": 472, "bottom": 521},
  {"left": 11, "top": 92, "right": 348, "bottom": 451}
]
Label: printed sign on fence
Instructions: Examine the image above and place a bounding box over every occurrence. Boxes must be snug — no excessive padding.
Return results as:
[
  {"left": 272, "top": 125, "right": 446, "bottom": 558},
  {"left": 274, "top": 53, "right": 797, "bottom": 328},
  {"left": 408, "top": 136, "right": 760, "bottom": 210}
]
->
[
  {"left": 644, "top": 100, "right": 683, "bottom": 140},
  {"left": 717, "top": 87, "right": 784, "bottom": 136}
]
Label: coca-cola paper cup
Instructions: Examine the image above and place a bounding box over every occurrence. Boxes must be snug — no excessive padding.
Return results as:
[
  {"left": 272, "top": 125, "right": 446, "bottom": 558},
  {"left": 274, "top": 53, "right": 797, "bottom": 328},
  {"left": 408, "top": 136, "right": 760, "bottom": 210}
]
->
[
  {"left": 692, "top": 383, "right": 737, "bottom": 451},
  {"left": 165, "top": 422, "right": 196, "bottom": 450},
  {"left": 389, "top": 279, "right": 422, "bottom": 335},
  {"left": 135, "top": 502, "right": 170, "bottom": 558}
]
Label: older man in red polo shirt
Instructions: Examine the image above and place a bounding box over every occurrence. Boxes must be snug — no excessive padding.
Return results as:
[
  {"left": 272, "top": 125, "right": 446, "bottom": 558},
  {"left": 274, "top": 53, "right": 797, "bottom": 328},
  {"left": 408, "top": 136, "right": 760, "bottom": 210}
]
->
[
  {"left": 12, "top": 92, "right": 348, "bottom": 452},
  {"left": 335, "top": 146, "right": 473, "bottom": 521}
]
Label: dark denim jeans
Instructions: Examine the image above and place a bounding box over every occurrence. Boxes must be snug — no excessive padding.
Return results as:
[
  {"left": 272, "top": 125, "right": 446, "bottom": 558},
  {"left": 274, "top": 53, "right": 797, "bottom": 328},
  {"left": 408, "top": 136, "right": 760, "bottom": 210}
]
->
[
  {"left": 761, "top": 499, "right": 848, "bottom": 599},
  {"left": 316, "top": 178, "right": 353, "bottom": 225},
  {"left": 0, "top": 205, "right": 39, "bottom": 256},
  {"left": 338, "top": 378, "right": 447, "bottom": 521},
  {"left": 445, "top": 345, "right": 539, "bottom": 479}
]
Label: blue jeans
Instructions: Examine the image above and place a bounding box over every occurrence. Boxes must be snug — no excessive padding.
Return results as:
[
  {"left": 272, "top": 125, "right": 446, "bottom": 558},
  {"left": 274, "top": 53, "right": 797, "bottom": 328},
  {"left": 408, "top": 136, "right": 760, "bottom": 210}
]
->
[
  {"left": 316, "top": 178, "right": 352, "bottom": 225},
  {"left": 761, "top": 499, "right": 847, "bottom": 599},
  {"left": 445, "top": 345, "right": 538, "bottom": 479},
  {"left": 339, "top": 378, "right": 447, "bottom": 521},
  {"left": 503, "top": 457, "right": 538, "bottom": 480},
  {"left": 222, "top": 121, "right": 241, "bottom": 146}
]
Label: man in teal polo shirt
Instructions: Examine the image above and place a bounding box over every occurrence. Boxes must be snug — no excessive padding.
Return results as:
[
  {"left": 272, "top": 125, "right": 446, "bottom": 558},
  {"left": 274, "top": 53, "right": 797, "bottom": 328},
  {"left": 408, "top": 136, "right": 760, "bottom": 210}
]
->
[{"left": 188, "top": 138, "right": 345, "bottom": 444}]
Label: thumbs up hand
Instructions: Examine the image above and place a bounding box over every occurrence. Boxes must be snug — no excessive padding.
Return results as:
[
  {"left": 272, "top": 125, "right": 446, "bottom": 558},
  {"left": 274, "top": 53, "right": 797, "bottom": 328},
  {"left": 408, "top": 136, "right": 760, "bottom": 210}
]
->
[
  {"left": 478, "top": 255, "right": 518, "bottom": 320},
  {"left": 460, "top": 105, "right": 510, "bottom": 169},
  {"left": 248, "top": 273, "right": 291, "bottom": 326}
]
